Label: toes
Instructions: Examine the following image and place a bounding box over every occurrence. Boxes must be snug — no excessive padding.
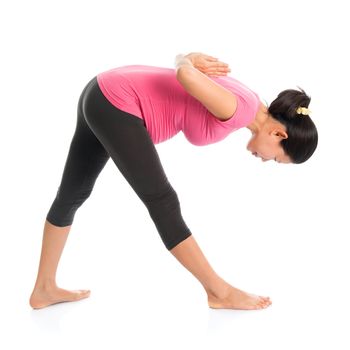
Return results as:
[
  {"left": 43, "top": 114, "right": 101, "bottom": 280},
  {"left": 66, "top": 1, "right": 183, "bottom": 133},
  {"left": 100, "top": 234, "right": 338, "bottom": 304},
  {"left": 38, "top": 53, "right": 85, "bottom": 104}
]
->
[
  {"left": 70, "top": 290, "right": 90, "bottom": 301},
  {"left": 77, "top": 289, "right": 90, "bottom": 294},
  {"left": 262, "top": 300, "right": 272, "bottom": 308},
  {"left": 257, "top": 298, "right": 271, "bottom": 309},
  {"left": 257, "top": 302, "right": 265, "bottom": 309},
  {"left": 259, "top": 296, "right": 271, "bottom": 305},
  {"left": 78, "top": 290, "right": 91, "bottom": 298}
]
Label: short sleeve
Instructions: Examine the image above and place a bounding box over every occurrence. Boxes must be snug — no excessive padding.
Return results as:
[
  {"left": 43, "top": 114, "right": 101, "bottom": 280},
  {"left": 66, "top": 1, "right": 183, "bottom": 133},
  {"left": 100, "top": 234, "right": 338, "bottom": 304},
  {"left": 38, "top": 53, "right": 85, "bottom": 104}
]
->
[{"left": 207, "top": 87, "right": 261, "bottom": 131}]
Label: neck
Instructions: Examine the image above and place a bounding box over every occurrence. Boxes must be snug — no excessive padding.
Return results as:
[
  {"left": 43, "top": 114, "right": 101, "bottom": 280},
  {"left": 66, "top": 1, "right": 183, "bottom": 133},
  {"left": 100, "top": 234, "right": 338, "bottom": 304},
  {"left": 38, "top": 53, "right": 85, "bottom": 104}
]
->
[{"left": 247, "top": 103, "right": 270, "bottom": 133}]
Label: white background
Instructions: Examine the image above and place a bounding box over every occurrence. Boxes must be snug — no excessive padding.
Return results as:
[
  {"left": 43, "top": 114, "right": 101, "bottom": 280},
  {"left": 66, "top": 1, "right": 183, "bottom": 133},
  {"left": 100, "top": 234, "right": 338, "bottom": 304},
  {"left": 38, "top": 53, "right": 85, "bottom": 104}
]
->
[{"left": 1, "top": 0, "right": 349, "bottom": 349}]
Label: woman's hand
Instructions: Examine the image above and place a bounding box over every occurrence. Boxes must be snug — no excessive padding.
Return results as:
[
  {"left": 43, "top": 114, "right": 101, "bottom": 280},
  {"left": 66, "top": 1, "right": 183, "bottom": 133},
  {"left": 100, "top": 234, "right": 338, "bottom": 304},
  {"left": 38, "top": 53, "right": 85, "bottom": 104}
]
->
[{"left": 184, "top": 52, "right": 231, "bottom": 77}]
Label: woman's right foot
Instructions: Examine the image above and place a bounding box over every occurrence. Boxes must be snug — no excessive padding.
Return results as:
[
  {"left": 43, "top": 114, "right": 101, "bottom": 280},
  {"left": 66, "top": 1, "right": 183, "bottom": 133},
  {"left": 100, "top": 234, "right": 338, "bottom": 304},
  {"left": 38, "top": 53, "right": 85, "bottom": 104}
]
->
[
  {"left": 29, "top": 285, "right": 91, "bottom": 309},
  {"left": 207, "top": 284, "right": 272, "bottom": 310}
]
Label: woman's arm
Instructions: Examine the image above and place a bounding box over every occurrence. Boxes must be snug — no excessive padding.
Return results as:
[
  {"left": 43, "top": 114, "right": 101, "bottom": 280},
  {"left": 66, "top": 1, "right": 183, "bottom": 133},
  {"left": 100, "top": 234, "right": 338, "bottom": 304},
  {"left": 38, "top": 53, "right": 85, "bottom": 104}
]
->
[{"left": 175, "top": 53, "right": 237, "bottom": 121}]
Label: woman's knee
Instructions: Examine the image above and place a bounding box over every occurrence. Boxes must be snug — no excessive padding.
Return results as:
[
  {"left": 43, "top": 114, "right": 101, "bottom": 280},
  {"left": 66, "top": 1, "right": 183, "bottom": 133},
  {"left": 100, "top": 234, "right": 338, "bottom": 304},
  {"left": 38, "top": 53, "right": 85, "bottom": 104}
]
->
[
  {"left": 140, "top": 185, "right": 192, "bottom": 250},
  {"left": 46, "top": 186, "right": 93, "bottom": 226}
]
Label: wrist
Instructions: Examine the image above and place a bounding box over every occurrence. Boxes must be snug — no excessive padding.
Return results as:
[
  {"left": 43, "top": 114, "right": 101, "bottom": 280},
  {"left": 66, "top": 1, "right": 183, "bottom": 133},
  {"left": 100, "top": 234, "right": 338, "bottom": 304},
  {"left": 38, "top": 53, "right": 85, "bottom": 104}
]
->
[{"left": 174, "top": 53, "right": 193, "bottom": 71}]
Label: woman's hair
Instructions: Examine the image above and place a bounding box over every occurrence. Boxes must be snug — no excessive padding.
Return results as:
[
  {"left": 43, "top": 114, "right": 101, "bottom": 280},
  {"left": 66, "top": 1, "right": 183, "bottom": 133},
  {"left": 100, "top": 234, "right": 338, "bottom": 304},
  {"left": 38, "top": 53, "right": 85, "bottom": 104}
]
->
[{"left": 267, "top": 87, "right": 318, "bottom": 164}]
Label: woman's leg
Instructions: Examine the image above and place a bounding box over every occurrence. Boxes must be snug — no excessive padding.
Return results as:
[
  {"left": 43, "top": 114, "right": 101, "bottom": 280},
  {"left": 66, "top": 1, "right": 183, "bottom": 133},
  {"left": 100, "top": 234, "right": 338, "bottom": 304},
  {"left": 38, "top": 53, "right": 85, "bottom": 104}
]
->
[
  {"left": 29, "top": 222, "right": 92, "bottom": 309},
  {"left": 81, "top": 79, "right": 271, "bottom": 310},
  {"left": 30, "top": 77, "right": 110, "bottom": 309},
  {"left": 170, "top": 236, "right": 271, "bottom": 309}
]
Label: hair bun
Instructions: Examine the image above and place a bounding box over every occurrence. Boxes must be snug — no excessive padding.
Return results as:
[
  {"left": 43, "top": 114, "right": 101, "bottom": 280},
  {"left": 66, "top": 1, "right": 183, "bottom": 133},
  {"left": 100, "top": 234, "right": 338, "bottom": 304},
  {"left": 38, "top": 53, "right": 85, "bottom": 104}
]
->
[{"left": 269, "top": 87, "right": 311, "bottom": 121}]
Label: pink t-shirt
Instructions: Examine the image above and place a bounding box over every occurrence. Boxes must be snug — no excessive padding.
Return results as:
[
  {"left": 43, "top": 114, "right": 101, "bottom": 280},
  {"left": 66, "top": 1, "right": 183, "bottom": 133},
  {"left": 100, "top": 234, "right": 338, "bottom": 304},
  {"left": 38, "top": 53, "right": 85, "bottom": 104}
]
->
[{"left": 96, "top": 65, "right": 260, "bottom": 146}]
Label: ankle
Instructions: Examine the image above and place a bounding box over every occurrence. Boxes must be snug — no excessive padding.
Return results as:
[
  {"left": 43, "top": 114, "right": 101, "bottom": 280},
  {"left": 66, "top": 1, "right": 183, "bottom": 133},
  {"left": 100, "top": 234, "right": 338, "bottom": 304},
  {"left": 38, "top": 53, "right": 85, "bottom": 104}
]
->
[
  {"left": 204, "top": 278, "right": 232, "bottom": 300},
  {"left": 34, "top": 278, "right": 58, "bottom": 291}
]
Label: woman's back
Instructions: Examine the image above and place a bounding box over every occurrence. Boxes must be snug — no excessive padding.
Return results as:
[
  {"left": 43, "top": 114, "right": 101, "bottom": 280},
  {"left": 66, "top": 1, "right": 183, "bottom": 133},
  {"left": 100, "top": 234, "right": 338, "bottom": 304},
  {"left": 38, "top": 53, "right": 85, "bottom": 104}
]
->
[{"left": 97, "top": 64, "right": 261, "bottom": 145}]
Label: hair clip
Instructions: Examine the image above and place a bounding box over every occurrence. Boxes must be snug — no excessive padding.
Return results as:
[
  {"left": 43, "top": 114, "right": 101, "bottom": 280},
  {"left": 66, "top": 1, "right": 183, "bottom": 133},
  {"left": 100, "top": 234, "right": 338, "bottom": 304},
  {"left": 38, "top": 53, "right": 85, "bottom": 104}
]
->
[{"left": 296, "top": 106, "right": 311, "bottom": 116}]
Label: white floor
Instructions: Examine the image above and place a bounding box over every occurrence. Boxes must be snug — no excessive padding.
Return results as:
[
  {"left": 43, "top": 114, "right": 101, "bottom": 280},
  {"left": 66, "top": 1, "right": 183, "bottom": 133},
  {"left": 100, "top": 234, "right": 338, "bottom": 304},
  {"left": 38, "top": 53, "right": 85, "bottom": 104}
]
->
[{"left": 2, "top": 185, "right": 350, "bottom": 350}]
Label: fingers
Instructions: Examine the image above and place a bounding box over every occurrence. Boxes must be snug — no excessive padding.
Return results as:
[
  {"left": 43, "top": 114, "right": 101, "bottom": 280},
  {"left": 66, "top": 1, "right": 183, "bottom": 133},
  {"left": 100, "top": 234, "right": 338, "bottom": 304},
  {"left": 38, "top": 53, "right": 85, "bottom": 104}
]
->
[
  {"left": 210, "top": 61, "right": 230, "bottom": 68},
  {"left": 205, "top": 56, "right": 219, "bottom": 62},
  {"left": 198, "top": 54, "right": 231, "bottom": 76},
  {"left": 206, "top": 57, "right": 230, "bottom": 69},
  {"left": 205, "top": 63, "right": 231, "bottom": 76},
  {"left": 215, "top": 66, "right": 230, "bottom": 73},
  {"left": 206, "top": 72, "right": 230, "bottom": 78}
]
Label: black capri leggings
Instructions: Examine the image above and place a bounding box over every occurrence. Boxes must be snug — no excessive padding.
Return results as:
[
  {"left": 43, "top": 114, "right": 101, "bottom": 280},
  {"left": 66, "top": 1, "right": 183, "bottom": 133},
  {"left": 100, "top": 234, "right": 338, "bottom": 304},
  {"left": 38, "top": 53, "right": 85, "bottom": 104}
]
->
[{"left": 46, "top": 76, "right": 192, "bottom": 250}]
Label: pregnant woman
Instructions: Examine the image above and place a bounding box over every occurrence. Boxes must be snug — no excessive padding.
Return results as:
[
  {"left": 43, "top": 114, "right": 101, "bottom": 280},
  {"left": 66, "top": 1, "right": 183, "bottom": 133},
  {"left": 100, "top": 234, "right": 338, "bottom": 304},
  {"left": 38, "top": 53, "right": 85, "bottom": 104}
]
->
[{"left": 29, "top": 52, "right": 318, "bottom": 310}]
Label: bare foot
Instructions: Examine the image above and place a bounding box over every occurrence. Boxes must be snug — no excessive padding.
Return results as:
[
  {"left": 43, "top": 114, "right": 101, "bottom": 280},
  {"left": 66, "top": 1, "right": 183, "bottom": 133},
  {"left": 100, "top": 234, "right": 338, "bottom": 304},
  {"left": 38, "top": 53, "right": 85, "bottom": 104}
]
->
[
  {"left": 207, "top": 284, "right": 272, "bottom": 310},
  {"left": 30, "top": 285, "right": 91, "bottom": 309}
]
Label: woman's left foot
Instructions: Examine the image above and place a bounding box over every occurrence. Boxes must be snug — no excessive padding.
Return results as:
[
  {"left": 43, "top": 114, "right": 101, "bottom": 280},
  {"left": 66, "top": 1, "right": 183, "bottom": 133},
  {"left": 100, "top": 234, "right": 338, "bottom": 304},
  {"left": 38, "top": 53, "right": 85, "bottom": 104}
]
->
[{"left": 29, "top": 285, "right": 91, "bottom": 309}]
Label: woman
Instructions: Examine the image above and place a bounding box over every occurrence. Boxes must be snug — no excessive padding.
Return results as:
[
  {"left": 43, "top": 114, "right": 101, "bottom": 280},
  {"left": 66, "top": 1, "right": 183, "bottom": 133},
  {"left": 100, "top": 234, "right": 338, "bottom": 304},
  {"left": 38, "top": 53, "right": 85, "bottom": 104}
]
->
[{"left": 29, "top": 52, "right": 318, "bottom": 310}]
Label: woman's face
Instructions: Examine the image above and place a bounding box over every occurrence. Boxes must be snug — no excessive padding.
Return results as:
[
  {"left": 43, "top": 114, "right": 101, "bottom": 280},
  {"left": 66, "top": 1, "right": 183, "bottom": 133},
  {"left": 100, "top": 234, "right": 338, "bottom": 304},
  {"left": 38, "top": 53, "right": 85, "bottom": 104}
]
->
[{"left": 246, "top": 127, "right": 292, "bottom": 164}]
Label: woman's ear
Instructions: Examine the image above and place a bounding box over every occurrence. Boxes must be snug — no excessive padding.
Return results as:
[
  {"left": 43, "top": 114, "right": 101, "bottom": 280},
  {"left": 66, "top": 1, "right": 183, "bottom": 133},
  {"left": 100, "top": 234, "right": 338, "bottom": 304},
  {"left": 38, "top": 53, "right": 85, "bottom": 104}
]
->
[{"left": 271, "top": 129, "right": 288, "bottom": 140}]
